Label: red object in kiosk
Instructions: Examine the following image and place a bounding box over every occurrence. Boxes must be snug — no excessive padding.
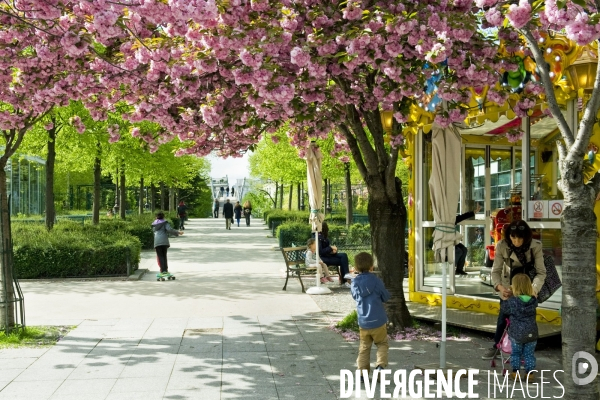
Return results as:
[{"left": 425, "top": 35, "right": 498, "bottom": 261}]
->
[{"left": 490, "top": 206, "right": 522, "bottom": 243}]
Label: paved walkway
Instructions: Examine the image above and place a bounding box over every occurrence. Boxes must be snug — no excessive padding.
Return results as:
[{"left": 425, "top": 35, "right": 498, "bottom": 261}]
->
[{"left": 0, "top": 218, "right": 568, "bottom": 399}]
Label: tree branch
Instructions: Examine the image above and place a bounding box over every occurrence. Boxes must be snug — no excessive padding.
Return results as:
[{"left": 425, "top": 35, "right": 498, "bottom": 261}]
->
[
  {"left": 385, "top": 145, "right": 399, "bottom": 204},
  {"left": 339, "top": 123, "right": 369, "bottom": 182},
  {"left": 345, "top": 104, "right": 379, "bottom": 178},
  {"left": 363, "top": 109, "right": 388, "bottom": 175}
]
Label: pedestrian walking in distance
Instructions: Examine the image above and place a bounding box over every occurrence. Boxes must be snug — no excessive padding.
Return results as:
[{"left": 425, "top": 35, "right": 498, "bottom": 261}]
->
[
  {"left": 177, "top": 200, "right": 187, "bottom": 230},
  {"left": 223, "top": 199, "right": 234, "bottom": 230},
  {"left": 234, "top": 201, "right": 243, "bottom": 227},
  {"left": 243, "top": 201, "right": 252, "bottom": 226},
  {"left": 213, "top": 198, "right": 219, "bottom": 218}
]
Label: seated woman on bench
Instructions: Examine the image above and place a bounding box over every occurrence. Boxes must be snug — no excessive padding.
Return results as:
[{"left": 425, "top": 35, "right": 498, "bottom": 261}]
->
[
  {"left": 318, "top": 222, "right": 351, "bottom": 287},
  {"left": 306, "top": 238, "right": 335, "bottom": 284}
]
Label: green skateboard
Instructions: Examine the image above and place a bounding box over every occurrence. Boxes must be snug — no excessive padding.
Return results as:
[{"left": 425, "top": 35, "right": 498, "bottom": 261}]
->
[{"left": 156, "top": 272, "right": 176, "bottom": 281}]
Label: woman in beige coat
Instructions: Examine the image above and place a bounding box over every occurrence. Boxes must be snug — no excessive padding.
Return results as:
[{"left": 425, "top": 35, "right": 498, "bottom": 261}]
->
[{"left": 481, "top": 220, "right": 546, "bottom": 359}]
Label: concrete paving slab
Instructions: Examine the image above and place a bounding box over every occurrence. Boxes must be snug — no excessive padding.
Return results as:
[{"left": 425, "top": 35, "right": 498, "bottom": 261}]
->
[
  {"left": 110, "top": 376, "right": 170, "bottom": 393},
  {"left": 0, "top": 369, "right": 24, "bottom": 382},
  {"left": 0, "top": 219, "right": 571, "bottom": 398},
  {"left": 120, "top": 361, "right": 174, "bottom": 378},
  {"left": 0, "top": 379, "right": 63, "bottom": 400},
  {"left": 163, "top": 389, "right": 221, "bottom": 400},
  {"left": 105, "top": 391, "right": 164, "bottom": 400},
  {"left": 0, "top": 357, "right": 37, "bottom": 370},
  {"left": 0, "top": 348, "right": 48, "bottom": 358},
  {"left": 13, "top": 366, "right": 75, "bottom": 382},
  {"left": 69, "top": 364, "right": 127, "bottom": 380},
  {"left": 52, "top": 378, "right": 116, "bottom": 396}
]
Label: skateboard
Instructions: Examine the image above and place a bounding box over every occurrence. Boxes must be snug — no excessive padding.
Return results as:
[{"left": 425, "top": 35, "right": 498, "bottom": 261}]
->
[{"left": 156, "top": 272, "right": 176, "bottom": 281}]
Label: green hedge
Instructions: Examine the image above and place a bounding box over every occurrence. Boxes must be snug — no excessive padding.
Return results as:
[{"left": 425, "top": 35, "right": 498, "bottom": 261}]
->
[
  {"left": 276, "top": 221, "right": 372, "bottom": 250},
  {"left": 12, "top": 223, "right": 141, "bottom": 279},
  {"left": 276, "top": 222, "right": 313, "bottom": 248},
  {"left": 266, "top": 210, "right": 309, "bottom": 229}
]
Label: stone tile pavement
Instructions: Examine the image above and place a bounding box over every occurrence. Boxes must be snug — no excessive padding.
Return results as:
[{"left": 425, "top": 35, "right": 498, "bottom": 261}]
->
[{"left": 0, "top": 218, "right": 571, "bottom": 399}]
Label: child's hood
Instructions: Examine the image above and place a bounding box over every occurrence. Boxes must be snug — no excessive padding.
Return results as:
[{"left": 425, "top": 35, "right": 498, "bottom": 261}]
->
[
  {"left": 152, "top": 219, "right": 168, "bottom": 230},
  {"left": 352, "top": 273, "right": 380, "bottom": 298}
]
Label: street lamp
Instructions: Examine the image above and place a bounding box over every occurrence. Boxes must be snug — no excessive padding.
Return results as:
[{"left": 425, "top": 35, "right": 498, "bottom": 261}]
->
[{"left": 568, "top": 46, "right": 598, "bottom": 92}]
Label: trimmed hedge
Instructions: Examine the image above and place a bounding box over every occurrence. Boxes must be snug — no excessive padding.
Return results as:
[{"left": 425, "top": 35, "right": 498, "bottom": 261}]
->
[
  {"left": 12, "top": 223, "right": 141, "bottom": 279},
  {"left": 266, "top": 210, "right": 309, "bottom": 229},
  {"left": 276, "top": 222, "right": 312, "bottom": 248},
  {"left": 276, "top": 221, "right": 372, "bottom": 250}
]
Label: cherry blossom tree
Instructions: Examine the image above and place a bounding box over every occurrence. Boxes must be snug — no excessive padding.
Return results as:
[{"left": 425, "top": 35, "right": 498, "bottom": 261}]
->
[
  {"left": 0, "top": 3, "right": 106, "bottom": 329},
  {"left": 475, "top": 0, "right": 600, "bottom": 395},
  {"left": 3, "top": 1, "right": 540, "bottom": 332},
  {"left": 4, "top": 0, "right": 518, "bottom": 329}
]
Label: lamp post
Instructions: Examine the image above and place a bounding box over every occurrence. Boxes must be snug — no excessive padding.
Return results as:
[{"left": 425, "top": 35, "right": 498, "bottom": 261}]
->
[{"left": 567, "top": 46, "right": 598, "bottom": 93}]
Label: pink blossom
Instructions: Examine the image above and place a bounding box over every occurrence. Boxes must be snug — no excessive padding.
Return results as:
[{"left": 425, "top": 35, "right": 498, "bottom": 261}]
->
[
  {"left": 506, "top": 128, "right": 524, "bottom": 143},
  {"left": 44, "top": 122, "right": 54, "bottom": 130},
  {"left": 290, "top": 47, "right": 310, "bottom": 67},
  {"left": 485, "top": 8, "right": 504, "bottom": 27},
  {"left": 507, "top": 0, "right": 532, "bottom": 29}
]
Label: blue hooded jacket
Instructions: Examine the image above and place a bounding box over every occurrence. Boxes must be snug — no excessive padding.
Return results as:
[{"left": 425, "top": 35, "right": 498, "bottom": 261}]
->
[{"left": 351, "top": 272, "right": 391, "bottom": 329}]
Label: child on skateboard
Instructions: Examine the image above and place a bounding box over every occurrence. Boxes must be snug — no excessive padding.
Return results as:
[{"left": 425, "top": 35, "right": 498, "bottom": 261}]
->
[{"left": 152, "top": 212, "right": 182, "bottom": 277}]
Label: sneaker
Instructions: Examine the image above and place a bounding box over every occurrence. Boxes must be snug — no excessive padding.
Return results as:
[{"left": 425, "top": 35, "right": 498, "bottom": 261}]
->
[
  {"left": 327, "top": 277, "right": 335, "bottom": 282},
  {"left": 481, "top": 348, "right": 497, "bottom": 359},
  {"left": 375, "top": 365, "right": 384, "bottom": 381},
  {"left": 320, "top": 277, "right": 328, "bottom": 284},
  {"left": 509, "top": 372, "right": 520, "bottom": 380},
  {"left": 344, "top": 282, "right": 351, "bottom": 288},
  {"left": 526, "top": 373, "right": 536, "bottom": 382},
  {"left": 456, "top": 271, "right": 468, "bottom": 276}
]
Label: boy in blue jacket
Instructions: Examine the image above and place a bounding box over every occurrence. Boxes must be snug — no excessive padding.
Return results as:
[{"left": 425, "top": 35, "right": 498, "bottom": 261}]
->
[{"left": 351, "top": 252, "right": 391, "bottom": 376}]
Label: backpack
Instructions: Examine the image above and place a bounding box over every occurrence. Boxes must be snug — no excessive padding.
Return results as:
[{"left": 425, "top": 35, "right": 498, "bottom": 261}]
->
[{"left": 509, "top": 249, "right": 562, "bottom": 303}]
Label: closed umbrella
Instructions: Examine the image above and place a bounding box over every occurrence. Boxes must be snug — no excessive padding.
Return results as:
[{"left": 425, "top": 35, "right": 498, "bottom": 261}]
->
[
  {"left": 305, "top": 143, "right": 330, "bottom": 295},
  {"left": 428, "top": 123, "right": 462, "bottom": 368}
]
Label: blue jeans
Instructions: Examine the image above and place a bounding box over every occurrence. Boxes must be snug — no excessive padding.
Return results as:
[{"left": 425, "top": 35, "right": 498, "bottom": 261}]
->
[{"left": 510, "top": 339, "right": 536, "bottom": 372}]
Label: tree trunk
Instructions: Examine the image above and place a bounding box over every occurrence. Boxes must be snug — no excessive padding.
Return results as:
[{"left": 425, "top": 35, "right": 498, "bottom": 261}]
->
[
  {"left": 288, "top": 184, "right": 293, "bottom": 210},
  {"left": 0, "top": 167, "right": 16, "bottom": 330},
  {"left": 138, "top": 177, "right": 144, "bottom": 215},
  {"left": 274, "top": 182, "right": 279, "bottom": 209},
  {"left": 297, "top": 182, "right": 301, "bottom": 210},
  {"left": 560, "top": 174, "right": 597, "bottom": 398},
  {"left": 368, "top": 178, "right": 412, "bottom": 330},
  {"left": 150, "top": 184, "right": 156, "bottom": 212},
  {"left": 345, "top": 164, "right": 353, "bottom": 227},
  {"left": 0, "top": 127, "right": 23, "bottom": 330},
  {"left": 279, "top": 183, "right": 284, "bottom": 209},
  {"left": 160, "top": 182, "right": 166, "bottom": 210},
  {"left": 45, "top": 124, "right": 56, "bottom": 230},
  {"left": 169, "top": 187, "right": 175, "bottom": 212},
  {"left": 119, "top": 163, "right": 126, "bottom": 220},
  {"left": 92, "top": 146, "right": 101, "bottom": 225}
]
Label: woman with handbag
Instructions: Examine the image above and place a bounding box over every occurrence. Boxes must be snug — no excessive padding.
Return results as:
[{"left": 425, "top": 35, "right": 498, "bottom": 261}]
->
[{"left": 481, "top": 220, "right": 546, "bottom": 359}]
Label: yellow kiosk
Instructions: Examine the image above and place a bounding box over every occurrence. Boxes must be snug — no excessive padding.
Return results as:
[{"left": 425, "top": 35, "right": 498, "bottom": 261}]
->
[{"left": 401, "top": 33, "right": 600, "bottom": 331}]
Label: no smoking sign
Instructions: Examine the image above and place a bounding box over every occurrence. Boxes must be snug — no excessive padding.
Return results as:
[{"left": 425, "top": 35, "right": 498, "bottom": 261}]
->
[{"left": 549, "top": 200, "right": 563, "bottom": 218}]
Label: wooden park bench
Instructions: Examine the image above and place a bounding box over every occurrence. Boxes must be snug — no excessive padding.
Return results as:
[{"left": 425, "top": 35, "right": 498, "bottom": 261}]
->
[{"left": 280, "top": 246, "right": 340, "bottom": 293}]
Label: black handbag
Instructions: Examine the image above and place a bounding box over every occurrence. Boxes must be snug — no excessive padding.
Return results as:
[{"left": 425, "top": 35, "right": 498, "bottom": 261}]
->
[{"left": 509, "top": 249, "right": 562, "bottom": 303}]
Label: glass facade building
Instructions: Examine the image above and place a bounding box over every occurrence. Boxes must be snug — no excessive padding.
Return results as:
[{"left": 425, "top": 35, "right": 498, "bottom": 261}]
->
[{"left": 5, "top": 156, "right": 46, "bottom": 216}]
